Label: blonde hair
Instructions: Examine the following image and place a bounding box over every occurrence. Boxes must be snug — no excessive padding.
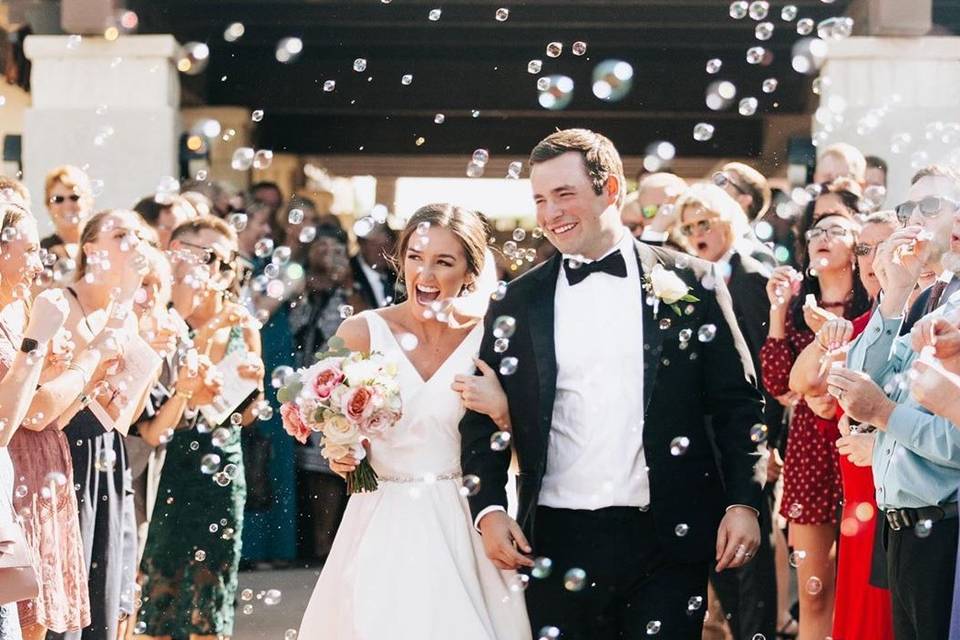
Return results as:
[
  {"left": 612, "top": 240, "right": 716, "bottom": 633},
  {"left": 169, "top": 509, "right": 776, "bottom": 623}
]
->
[
  {"left": 721, "top": 162, "right": 772, "bottom": 220},
  {"left": 819, "top": 143, "right": 867, "bottom": 184},
  {"left": 638, "top": 172, "right": 688, "bottom": 199},
  {"left": 0, "top": 176, "right": 31, "bottom": 209},
  {"left": 0, "top": 201, "right": 31, "bottom": 238},
  {"left": 44, "top": 165, "right": 92, "bottom": 202},
  {"left": 911, "top": 164, "right": 960, "bottom": 187},
  {"left": 675, "top": 183, "right": 751, "bottom": 249}
]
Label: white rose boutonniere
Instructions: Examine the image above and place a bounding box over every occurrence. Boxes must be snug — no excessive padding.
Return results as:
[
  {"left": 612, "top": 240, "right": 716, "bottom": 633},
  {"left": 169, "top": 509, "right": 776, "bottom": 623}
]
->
[{"left": 644, "top": 264, "right": 700, "bottom": 316}]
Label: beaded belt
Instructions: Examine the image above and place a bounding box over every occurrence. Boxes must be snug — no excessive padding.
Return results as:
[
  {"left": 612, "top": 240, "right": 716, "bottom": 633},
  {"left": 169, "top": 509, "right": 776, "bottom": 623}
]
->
[{"left": 377, "top": 471, "right": 462, "bottom": 484}]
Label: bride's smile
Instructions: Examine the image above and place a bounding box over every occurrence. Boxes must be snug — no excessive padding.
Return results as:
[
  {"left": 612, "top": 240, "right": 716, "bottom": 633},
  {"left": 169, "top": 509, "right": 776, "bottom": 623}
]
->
[{"left": 402, "top": 224, "right": 476, "bottom": 314}]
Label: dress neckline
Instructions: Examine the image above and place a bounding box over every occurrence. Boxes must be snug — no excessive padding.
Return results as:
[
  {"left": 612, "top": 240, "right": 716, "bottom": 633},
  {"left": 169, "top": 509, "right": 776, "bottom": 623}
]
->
[{"left": 368, "top": 311, "right": 481, "bottom": 386}]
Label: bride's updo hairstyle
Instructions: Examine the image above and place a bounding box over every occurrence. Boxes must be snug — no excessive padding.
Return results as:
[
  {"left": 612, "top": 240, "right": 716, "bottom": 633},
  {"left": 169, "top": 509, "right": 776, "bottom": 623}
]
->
[{"left": 393, "top": 203, "right": 490, "bottom": 292}]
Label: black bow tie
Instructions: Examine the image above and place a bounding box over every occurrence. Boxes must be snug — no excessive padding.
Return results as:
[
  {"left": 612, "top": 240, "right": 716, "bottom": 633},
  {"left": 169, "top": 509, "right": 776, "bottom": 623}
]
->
[{"left": 563, "top": 250, "right": 628, "bottom": 286}]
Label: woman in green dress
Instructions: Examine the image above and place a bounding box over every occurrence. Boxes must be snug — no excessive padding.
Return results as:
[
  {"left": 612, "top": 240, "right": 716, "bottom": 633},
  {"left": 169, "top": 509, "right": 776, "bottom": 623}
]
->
[{"left": 137, "top": 217, "right": 265, "bottom": 639}]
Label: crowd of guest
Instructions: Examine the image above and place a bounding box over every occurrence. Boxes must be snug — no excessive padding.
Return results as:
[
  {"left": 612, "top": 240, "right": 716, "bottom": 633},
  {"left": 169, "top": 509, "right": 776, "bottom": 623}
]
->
[
  {"left": 616, "top": 141, "right": 960, "bottom": 640},
  {"left": 3, "top": 132, "right": 960, "bottom": 640}
]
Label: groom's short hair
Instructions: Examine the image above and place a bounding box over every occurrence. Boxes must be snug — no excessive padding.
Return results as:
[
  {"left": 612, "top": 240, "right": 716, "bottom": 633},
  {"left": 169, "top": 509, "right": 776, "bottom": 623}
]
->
[{"left": 529, "top": 128, "right": 626, "bottom": 208}]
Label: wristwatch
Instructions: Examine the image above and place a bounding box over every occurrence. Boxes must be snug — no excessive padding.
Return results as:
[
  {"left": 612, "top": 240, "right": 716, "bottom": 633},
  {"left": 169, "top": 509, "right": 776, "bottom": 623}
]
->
[{"left": 19, "top": 337, "right": 39, "bottom": 354}]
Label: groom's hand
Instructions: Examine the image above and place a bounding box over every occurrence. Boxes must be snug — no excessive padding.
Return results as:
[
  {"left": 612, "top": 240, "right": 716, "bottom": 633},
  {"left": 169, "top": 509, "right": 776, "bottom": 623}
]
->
[
  {"left": 715, "top": 506, "right": 761, "bottom": 571},
  {"left": 478, "top": 511, "right": 535, "bottom": 570}
]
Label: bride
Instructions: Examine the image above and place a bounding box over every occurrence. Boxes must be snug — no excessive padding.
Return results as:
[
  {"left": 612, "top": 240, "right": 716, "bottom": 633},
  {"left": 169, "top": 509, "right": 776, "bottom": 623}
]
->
[{"left": 297, "top": 203, "right": 531, "bottom": 639}]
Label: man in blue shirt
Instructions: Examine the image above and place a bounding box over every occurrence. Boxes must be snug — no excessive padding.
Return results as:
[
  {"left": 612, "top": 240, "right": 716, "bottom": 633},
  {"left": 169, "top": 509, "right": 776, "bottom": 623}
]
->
[{"left": 828, "top": 165, "right": 960, "bottom": 640}]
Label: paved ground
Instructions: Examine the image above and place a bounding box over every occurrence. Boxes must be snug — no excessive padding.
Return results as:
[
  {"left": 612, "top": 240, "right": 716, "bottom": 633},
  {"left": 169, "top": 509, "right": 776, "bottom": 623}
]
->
[
  {"left": 230, "top": 563, "right": 800, "bottom": 639},
  {"left": 232, "top": 568, "right": 320, "bottom": 639}
]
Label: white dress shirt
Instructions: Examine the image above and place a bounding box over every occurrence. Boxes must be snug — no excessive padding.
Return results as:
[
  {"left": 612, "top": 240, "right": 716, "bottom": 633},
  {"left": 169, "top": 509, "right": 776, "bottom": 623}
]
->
[
  {"left": 357, "top": 256, "right": 389, "bottom": 307},
  {"left": 538, "top": 229, "right": 649, "bottom": 510},
  {"left": 474, "top": 229, "right": 648, "bottom": 528}
]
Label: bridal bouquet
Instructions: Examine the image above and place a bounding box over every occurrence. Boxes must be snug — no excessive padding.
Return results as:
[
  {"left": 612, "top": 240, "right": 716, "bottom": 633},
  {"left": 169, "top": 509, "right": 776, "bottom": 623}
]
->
[{"left": 278, "top": 337, "right": 402, "bottom": 493}]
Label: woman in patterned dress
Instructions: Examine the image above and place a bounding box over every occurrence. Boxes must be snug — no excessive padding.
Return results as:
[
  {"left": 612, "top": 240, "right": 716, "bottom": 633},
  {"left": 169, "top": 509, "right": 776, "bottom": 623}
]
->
[
  {"left": 5, "top": 206, "right": 130, "bottom": 640},
  {"left": 137, "top": 216, "right": 265, "bottom": 640},
  {"left": 0, "top": 200, "right": 74, "bottom": 640},
  {"left": 760, "top": 207, "right": 870, "bottom": 640}
]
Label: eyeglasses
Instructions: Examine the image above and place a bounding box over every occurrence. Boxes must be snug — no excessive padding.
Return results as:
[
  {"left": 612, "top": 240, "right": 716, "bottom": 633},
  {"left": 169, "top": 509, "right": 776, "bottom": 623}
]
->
[
  {"left": 853, "top": 242, "right": 879, "bottom": 257},
  {"left": 641, "top": 203, "right": 676, "bottom": 220},
  {"left": 895, "top": 196, "right": 960, "bottom": 224},
  {"left": 679, "top": 219, "right": 713, "bottom": 237},
  {"left": 178, "top": 240, "right": 234, "bottom": 272},
  {"left": 805, "top": 226, "right": 851, "bottom": 241},
  {"left": 48, "top": 194, "right": 81, "bottom": 204},
  {"left": 712, "top": 171, "right": 749, "bottom": 195}
]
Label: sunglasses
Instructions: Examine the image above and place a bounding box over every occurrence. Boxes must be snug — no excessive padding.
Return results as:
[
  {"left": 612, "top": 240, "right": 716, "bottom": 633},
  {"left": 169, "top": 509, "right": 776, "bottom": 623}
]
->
[
  {"left": 712, "top": 171, "right": 749, "bottom": 195},
  {"left": 853, "top": 242, "right": 878, "bottom": 257},
  {"left": 679, "top": 219, "right": 713, "bottom": 237},
  {"left": 179, "top": 240, "right": 234, "bottom": 272},
  {"left": 49, "top": 194, "right": 81, "bottom": 204},
  {"left": 895, "top": 196, "right": 960, "bottom": 224},
  {"left": 805, "top": 226, "right": 851, "bottom": 241}
]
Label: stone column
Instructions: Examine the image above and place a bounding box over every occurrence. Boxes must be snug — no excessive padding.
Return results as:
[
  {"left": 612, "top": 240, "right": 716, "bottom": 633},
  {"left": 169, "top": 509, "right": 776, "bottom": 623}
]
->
[
  {"left": 813, "top": 36, "right": 960, "bottom": 204},
  {"left": 22, "top": 34, "right": 180, "bottom": 230}
]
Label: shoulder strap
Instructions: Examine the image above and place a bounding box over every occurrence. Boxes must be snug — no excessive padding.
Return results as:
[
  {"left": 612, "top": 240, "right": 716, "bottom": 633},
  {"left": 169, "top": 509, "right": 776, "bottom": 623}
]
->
[{"left": 359, "top": 310, "right": 389, "bottom": 355}]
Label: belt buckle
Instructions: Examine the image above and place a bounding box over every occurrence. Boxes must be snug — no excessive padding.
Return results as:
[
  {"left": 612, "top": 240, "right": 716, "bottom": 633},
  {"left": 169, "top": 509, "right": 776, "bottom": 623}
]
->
[{"left": 886, "top": 509, "right": 902, "bottom": 531}]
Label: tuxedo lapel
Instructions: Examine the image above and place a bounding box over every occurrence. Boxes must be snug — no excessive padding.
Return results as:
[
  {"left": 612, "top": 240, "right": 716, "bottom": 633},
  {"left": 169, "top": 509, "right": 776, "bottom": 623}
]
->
[
  {"left": 634, "top": 240, "right": 665, "bottom": 413},
  {"left": 528, "top": 254, "right": 560, "bottom": 444}
]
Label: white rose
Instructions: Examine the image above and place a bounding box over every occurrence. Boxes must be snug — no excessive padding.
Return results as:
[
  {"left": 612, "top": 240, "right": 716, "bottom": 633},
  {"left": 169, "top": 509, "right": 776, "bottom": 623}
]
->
[
  {"left": 343, "top": 359, "right": 383, "bottom": 386},
  {"left": 649, "top": 264, "right": 690, "bottom": 305},
  {"left": 322, "top": 415, "right": 361, "bottom": 446}
]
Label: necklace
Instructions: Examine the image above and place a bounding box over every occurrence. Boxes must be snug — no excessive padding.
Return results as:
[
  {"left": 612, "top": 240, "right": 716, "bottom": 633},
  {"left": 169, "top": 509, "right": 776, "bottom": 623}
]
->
[{"left": 66, "top": 286, "right": 96, "bottom": 335}]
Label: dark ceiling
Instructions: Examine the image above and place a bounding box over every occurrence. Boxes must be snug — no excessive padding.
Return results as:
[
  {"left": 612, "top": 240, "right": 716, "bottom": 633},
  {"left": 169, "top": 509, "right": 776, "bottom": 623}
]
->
[{"left": 128, "top": 0, "right": 957, "bottom": 159}]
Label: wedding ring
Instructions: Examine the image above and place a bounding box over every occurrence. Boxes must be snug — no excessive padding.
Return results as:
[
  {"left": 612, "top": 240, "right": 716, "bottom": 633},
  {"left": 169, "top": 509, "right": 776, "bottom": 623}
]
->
[{"left": 735, "top": 544, "right": 746, "bottom": 556}]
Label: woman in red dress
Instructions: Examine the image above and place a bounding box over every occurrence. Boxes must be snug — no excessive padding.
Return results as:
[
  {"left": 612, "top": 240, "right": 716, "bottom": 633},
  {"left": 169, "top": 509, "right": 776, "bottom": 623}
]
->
[
  {"left": 789, "top": 211, "right": 897, "bottom": 640},
  {"left": 760, "top": 197, "right": 871, "bottom": 640}
]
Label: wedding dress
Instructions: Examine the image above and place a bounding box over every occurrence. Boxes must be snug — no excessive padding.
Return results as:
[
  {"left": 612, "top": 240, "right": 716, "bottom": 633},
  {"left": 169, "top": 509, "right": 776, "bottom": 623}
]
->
[{"left": 298, "top": 310, "right": 531, "bottom": 640}]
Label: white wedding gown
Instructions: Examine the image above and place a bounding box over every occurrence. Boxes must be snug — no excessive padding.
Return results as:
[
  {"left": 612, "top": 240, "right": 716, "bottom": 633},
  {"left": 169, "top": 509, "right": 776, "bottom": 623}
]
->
[{"left": 298, "top": 311, "right": 531, "bottom": 640}]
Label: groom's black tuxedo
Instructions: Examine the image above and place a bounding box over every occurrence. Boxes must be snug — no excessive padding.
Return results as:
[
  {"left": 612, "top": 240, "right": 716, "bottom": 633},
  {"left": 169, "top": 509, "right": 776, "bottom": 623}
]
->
[
  {"left": 460, "top": 239, "right": 765, "bottom": 562},
  {"left": 460, "top": 239, "right": 765, "bottom": 638}
]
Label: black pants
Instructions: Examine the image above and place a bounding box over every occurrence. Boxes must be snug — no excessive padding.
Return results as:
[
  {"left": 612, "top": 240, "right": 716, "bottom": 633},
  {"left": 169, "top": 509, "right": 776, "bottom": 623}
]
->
[
  {"left": 296, "top": 469, "right": 348, "bottom": 562},
  {"left": 526, "top": 506, "right": 708, "bottom": 640},
  {"left": 710, "top": 489, "right": 777, "bottom": 639},
  {"left": 885, "top": 515, "right": 958, "bottom": 640}
]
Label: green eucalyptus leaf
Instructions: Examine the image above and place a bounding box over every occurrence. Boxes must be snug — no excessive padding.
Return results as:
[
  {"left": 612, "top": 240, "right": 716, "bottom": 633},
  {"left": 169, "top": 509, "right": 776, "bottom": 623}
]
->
[{"left": 282, "top": 379, "right": 303, "bottom": 400}]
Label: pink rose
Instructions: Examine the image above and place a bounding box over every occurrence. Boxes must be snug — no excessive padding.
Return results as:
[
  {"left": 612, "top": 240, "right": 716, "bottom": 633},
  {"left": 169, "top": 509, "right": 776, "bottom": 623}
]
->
[
  {"left": 342, "top": 386, "right": 377, "bottom": 424},
  {"left": 313, "top": 364, "right": 346, "bottom": 400},
  {"left": 280, "top": 402, "right": 311, "bottom": 444},
  {"left": 360, "top": 410, "right": 399, "bottom": 438}
]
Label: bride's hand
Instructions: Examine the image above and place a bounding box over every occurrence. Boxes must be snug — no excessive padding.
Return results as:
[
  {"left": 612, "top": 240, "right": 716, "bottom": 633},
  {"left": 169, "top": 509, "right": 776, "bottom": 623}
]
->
[
  {"left": 452, "top": 358, "right": 511, "bottom": 430},
  {"left": 330, "top": 454, "right": 359, "bottom": 479}
]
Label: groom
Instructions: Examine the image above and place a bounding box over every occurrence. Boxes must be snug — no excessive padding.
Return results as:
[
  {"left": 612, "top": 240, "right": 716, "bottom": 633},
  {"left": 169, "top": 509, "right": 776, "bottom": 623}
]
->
[{"left": 460, "top": 129, "right": 765, "bottom": 639}]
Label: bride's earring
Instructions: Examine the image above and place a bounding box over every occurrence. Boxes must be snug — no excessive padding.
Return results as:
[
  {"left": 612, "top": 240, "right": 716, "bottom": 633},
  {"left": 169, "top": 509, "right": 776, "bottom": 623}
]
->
[{"left": 460, "top": 280, "right": 476, "bottom": 296}]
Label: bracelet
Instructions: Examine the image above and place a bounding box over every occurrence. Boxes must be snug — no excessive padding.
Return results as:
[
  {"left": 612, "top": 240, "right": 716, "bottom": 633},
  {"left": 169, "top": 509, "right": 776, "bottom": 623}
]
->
[{"left": 174, "top": 389, "right": 194, "bottom": 401}]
